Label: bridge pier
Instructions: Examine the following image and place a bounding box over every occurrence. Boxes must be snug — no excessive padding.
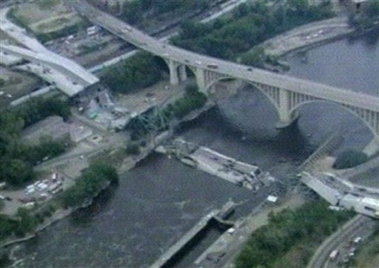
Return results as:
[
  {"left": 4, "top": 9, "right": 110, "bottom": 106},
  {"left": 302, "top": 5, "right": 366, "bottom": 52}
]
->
[
  {"left": 195, "top": 68, "right": 206, "bottom": 93},
  {"left": 276, "top": 88, "right": 301, "bottom": 129},
  {"left": 179, "top": 65, "right": 187, "bottom": 81},
  {"left": 363, "top": 137, "right": 379, "bottom": 156},
  {"left": 276, "top": 110, "right": 300, "bottom": 129},
  {"left": 168, "top": 60, "right": 179, "bottom": 85}
]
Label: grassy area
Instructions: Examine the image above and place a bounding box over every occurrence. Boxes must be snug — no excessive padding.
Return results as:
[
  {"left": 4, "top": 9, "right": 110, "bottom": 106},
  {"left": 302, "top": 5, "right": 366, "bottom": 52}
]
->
[
  {"left": 12, "top": 0, "right": 67, "bottom": 25},
  {"left": 32, "top": 13, "right": 82, "bottom": 34},
  {"left": 8, "top": 1, "right": 87, "bottom": 42},
  {"left": 36, "top": 0, "right": 61, "bottom": 10},
  {"left": 0, "top": 68, "right": 41, "bottom": 108},
  {"left": 88, "top": 148, "right": 127, "bottom": 168}
]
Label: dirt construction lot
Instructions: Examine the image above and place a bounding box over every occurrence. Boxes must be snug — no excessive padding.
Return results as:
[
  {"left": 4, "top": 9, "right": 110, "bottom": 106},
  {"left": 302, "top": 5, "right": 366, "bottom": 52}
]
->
[
  {"left": 12, "top": 0, "right": 83, "bottom": 34},
  {"left": 0, "top": 67, "right": 41, "bottom": 107}
]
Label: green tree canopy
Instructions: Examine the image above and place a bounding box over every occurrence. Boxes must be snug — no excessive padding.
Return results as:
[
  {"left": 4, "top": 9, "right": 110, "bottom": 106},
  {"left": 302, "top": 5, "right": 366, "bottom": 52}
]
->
[
  {"left": 101, "top": 52, "right": 162, "bottom": 94},
  {"left": 171, "top": 0, "right": 334, "bottom": 62},
  {"left": 333, "top": 149, "right": 368, "bottom": 169}
]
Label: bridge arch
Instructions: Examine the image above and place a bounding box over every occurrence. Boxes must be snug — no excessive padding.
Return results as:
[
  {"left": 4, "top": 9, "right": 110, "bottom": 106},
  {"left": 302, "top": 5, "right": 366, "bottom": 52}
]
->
[
  {"left": 154, "top": 55, "right": 170, "bottom": 74},
  {"left": 290, "top": 100, "right": 378, "bottom": 139},
  {"left": 203, "top": 75, "right": 379, "bottom": 145},
  {"left": 203, "top": 76, "right": 281, "bottom": 116},
  {"left": 162, "top": 58, "right": 196, "bottom": 85}
]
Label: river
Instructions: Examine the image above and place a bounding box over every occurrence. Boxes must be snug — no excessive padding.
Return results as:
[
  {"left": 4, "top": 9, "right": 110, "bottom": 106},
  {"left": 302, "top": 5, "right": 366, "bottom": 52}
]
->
[{"left": 4, "top": 31, "right": 379, "bottom": 268}]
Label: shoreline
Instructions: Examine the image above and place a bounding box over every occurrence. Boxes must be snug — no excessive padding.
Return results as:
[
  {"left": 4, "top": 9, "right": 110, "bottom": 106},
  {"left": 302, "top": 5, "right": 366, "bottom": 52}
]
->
[
  {"left": 2, "top": 15, "right": 377, "bottom": 255},
  {"left": 262, "top": 17, "right": 379, "bottom": 61},
  {"left": 262, "top": 17, "right": 355, "bottom": 58},
  {"left": 0, "top": 102, "right": 215, "bottom": 251},
  {"left": 281, "top": 26, "right": 379, "bottom": 59}
]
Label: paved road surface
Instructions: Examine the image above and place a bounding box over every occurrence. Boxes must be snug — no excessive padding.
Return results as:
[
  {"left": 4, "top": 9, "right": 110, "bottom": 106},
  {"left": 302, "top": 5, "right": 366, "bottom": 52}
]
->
[
  {"left": 307, "top": 214, "right": 376, "bottom": 268},
  {"left": 70, "top": 0, "right": 379, "bottom": 114}
]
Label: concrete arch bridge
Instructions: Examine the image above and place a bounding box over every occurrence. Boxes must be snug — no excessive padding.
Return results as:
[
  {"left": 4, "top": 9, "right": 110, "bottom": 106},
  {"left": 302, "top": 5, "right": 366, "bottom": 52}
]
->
[{"left": 71, "top": 0, "right": 379, "bottom": 155}]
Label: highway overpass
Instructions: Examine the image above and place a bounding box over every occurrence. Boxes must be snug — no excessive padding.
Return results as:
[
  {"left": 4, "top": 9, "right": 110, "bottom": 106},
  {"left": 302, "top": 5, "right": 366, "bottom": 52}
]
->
[
  {"left": 0, "top": 7, "right": 99, "bottom": 96},
  {"left": 71, "top": 0, "right": 379, "bottom": 151}
]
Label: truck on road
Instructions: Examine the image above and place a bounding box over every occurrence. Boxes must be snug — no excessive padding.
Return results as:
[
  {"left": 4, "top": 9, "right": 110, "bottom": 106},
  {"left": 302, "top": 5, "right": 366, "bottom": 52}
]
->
[{"left": 329, "top": 249, "right": 339, "bottom": 261}]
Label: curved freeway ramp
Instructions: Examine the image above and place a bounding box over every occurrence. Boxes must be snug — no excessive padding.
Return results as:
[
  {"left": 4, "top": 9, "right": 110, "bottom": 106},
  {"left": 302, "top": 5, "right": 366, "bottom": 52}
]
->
[
  {"left": 307, "top": 214, "right": 375, "bottom": 268},
  {"left": 0, "top": 7, "right": 98, "bottom": 96}
]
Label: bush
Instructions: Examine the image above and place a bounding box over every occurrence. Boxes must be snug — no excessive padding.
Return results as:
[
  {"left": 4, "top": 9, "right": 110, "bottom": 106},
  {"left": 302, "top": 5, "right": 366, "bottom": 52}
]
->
[
  {"left": 0, "top": 96, "right": 70, "bottom": 186},
  {"left": 171, "top": 0, "right": 334, "bottom": 62},
  {"left": 0, "top": 78, "right": 5, "bottom": 87},
  {"left": 101, "top": 52, "right": 162, "bottom": 94},
  {"left": 61, "top": 162, "right": 118, "bottom": 208},
  {"left": 126, "top": 143, "right": 140, "bottom": 155},
  {"left": 169, "top": 90, "right": 207, "bottom": 119},
  {"left": 333, "top": 149, "right": 368, "bottom": 169},
  {"left": 15, "top": 208, "right": 39, "bottom": 235},
  {"left": 235, "top": 201, "right": 353, "bottom": 268},
  {"left": 126, "top": 86, "right": 207, "bottom": 138},
  {"left": 14, "top": 97, "right": 71, "bottom": 127}
]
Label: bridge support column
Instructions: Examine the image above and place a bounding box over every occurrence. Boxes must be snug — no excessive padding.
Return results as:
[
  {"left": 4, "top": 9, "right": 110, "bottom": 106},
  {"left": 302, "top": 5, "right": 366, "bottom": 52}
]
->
[
  {"left": 363, "top": 137, "right": 379, "bottom": 156},
  {"left": 276, "top": 89, "right": 299, "bottom": 128},
  {"left": 179, "top": 65, "right": 187, "bottom": 81},
  {"left": 168, "top": 60, "right": 179, "bottom": 85},
  {"left": 195, "top": 68, "right": 206, "bottom": 94}
]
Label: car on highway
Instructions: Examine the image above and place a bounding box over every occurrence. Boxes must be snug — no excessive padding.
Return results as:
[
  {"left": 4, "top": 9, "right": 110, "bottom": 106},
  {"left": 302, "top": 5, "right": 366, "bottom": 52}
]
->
[
  {"left": 329, "top": 249, "right": 339, "bottom": 261},
  {"left": 353, "top": 236, "right": 362, "bottom": 244},
  {"left": 207, "top": 63, "right": 218, "bottom": 69},
  {"left": 123, "top": 26, "right": 132, "bottom": 32}
]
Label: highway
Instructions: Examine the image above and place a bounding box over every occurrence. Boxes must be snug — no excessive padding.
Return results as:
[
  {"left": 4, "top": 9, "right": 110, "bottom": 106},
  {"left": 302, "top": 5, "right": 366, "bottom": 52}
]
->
[
  {"left": 0, "top": 7, "right": 99, "bottom": 96},
  {"left": 149, "top": 211, "right": 217, "bottom": 268},
  {"left": 307, "top": 214, "right": 376, "bottom": 268},
  {"left": 71, "top": 0, "right": 379, "bottom": 113}
]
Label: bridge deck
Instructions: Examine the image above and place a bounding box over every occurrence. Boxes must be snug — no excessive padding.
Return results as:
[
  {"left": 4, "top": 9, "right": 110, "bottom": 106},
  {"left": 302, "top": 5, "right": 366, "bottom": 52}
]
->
[
  {"left": 72, "top": 0, "right": 379, "bottom": 113},
  {"left": 149, "top": 210, "right": 217, "bottom": 268}
]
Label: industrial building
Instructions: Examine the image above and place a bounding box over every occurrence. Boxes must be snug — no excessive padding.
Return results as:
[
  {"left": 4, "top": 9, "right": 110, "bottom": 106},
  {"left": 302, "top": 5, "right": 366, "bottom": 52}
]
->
[{"left": 22, "top": 115, "right": 71, "bottom": 145}]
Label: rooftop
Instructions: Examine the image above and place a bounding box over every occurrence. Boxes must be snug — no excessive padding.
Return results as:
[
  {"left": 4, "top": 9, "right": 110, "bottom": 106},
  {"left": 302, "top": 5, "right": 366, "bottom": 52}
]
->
[{"left": 22, "top": 115, "right": 70, "bottom": 145}]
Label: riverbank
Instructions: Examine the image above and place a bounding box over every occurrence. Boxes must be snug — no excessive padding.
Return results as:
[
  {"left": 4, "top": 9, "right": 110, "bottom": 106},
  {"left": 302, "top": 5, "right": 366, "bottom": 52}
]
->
[
  {"left": 0, "top": 178, "right": 113, "bottom": 250},
  {"left": 1, "top": 10, "right": 375, "bottom": 265},
  {"left": 0, "top": 98, "right": 215, "bottom": 252},
  {"left": 262, "top": 17, "right": 356, "bottom": 58}
]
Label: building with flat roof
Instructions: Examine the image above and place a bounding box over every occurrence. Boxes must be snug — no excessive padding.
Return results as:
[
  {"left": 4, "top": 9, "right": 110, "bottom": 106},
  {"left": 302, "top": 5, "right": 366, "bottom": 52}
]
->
[{"left": 22, "top": 115, "right": 70, "bottom": 145}]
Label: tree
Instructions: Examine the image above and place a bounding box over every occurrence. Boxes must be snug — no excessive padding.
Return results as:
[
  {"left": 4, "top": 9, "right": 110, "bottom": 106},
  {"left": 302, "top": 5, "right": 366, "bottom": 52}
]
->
[
  {"left": 333, "top": 149, "right": 368, "bottom": 169},
  {"left": 287, "top": 0, "right": 309, "bottom": 14},
  {"left": 179, "top": 20, "right": 208, "bottom": 40},
  {"left": 2, "top": 158, "right": 35, "bottom": 185},
  {"left": 15, "top": 208, "right": 38, "bottom": 236},
  {"left": 101, "top": 52, "right": 162, "bottom": 94},
  {"left": 240, "top": 47, "right": 267, "bottom": 68},
  {"left": 364, "top": 0, "right": 379, "bottom": 19},
  {"left": 122, "top": 1, "right": 142, "bottom": 24},
  {"left": 235, "top": 201, "right": 353, "bottom": 268},
  {"left": 0, "top": 215, "right": 16, "bottom": 240},
  {"left": 61, "top": 163, "right": 118, "bottom": 208}
]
